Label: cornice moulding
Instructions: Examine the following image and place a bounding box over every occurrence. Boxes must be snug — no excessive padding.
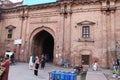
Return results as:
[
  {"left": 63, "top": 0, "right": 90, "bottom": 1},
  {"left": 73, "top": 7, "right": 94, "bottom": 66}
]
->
[{"left": 1, "top": 0, "right": 102, "bottom": 13}]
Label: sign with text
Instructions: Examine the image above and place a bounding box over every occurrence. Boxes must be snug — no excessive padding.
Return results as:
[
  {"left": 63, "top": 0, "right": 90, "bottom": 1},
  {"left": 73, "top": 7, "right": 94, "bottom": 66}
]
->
[{"left": 14, "top": 39, "right": 22, "bottom": 44}]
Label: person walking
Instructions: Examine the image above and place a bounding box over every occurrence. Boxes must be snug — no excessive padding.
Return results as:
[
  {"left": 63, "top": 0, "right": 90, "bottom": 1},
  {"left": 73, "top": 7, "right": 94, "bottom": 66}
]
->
[
  {"left": 1, "top": 54, "right": 10, "bottom": 80},
  {"left": 10, "top": 53, "right": 15, "bottom": 65},
  {"left": 29, "top": 55, "right": 35, "bottom": 70},
  {"left": 40, "top": 55, "right": 46, "bottom": 69},
  {"left": 34, "top": 56, "right": 40, "bottom": 76},
  {"left": 92, "top": 61, "right": 98, "bottom": 71}
]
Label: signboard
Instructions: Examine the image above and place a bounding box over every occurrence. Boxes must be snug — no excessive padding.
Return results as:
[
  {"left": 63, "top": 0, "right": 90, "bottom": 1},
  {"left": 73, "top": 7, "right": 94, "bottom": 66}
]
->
[{"left": 14, "top": 39, "right": 22, "bottom": 44}]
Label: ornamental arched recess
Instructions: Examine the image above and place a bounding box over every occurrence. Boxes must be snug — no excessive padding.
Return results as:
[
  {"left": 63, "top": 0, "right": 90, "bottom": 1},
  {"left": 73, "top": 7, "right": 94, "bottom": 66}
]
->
[{"left": 28, "top": 26, "right": 55, "bottom": 56}]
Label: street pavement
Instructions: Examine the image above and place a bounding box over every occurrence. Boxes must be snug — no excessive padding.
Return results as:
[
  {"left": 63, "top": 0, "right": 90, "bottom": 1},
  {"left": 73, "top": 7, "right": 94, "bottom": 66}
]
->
[
  {"left": 8, "top": 62, "right": 73, "bottom": 80},
  {"left": 86, "top": 70, "right": 107, "bottom": 80},
  {"left": 8, "top": 62, "right": 116, "bottom": 80},
  {"left": 86, "top": 68, "right": 118, "bottom": 80}
]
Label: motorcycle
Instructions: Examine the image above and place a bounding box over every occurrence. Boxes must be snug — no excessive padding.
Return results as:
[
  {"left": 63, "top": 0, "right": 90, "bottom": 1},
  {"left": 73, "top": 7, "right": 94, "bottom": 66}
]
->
[{"left": 74, "top": 65, "right": 83, "bottom": 75}]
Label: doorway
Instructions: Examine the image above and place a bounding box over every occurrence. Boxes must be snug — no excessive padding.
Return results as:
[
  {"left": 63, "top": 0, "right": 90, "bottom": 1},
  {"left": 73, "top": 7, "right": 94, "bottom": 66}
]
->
[
  {"left": 82, "top": 55, "right": 89, "bottom": 65},
  {"left": 32, "top": 30, "right": 54, "bottom": 62}
]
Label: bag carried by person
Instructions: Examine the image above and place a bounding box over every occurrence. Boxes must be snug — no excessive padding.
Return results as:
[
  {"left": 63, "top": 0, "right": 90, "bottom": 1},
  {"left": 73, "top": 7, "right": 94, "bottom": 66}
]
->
[{"left": 0, "top": 66, "right": 6, "bottom": 78}]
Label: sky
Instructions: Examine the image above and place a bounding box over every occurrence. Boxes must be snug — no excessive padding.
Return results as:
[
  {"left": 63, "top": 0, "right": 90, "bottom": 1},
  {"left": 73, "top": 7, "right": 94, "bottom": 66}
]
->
[{"left": 9, "top": 0, "right": 57, "bottom": 5}]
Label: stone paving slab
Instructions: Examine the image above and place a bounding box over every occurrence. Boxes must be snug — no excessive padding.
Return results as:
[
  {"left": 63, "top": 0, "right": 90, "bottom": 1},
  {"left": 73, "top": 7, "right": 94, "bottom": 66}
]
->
[{"left": 86, "top": 71, "right": 107, "bottom": 80}]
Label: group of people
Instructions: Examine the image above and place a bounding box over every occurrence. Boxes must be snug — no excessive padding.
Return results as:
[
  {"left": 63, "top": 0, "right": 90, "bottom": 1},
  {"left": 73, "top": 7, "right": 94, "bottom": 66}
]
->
[
  {"left": 0, "top": 52, "right": 99, "bottom": 80},
  {"left": 29, "top": 55, "right": 46, "bottom": 76},
  {"left": 0, "top": 53, "right": 46, "bottom": 80},
  {"left": 0, "top": 50, "right": 16, "bottom": 80}
]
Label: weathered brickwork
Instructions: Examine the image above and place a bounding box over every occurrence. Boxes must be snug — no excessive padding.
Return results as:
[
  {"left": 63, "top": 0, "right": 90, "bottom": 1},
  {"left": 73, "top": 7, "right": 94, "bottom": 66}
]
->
[{"left": 0, "top": 0, "right": 120, "bottom": 68}]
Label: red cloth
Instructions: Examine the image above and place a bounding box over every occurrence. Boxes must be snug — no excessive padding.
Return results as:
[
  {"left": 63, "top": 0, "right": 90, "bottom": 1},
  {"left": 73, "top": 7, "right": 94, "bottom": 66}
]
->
[
  {"left": 112, "top": 58, "right": 115, "bottom": 65},
  {"left": 1, "top": 59, "right": 10, "bottom": 80}
]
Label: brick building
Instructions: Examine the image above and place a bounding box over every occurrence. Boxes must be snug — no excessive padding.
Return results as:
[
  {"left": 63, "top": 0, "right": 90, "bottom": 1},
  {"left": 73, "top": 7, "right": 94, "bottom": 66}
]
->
[{"left": 0, "top": 0, "right": 120, "bottom": 68}]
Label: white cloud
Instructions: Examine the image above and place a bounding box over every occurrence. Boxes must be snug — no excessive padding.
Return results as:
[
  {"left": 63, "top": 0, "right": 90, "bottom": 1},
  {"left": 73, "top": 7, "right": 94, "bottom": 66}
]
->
[{"left": 10, "top": 0, "right": 23, "bottom": 3}]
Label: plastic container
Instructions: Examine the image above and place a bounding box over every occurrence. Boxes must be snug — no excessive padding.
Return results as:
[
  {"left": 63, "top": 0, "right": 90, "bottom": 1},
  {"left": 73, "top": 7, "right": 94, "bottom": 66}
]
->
[
  {"left": 60, "top": 72, "right": 65, "bottom": 80},
  {"left": 51, "top": 70, "right": 56, "bottom": 80},
  {"left": 70, "top": 72, "right": 76, "bottom": 80}
]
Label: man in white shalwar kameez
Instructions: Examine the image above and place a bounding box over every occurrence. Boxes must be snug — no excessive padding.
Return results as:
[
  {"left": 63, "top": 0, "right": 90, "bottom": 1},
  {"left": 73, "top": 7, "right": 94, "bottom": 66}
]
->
[{"left": 92, "top": 61, "right": 98, "bottom": 71}]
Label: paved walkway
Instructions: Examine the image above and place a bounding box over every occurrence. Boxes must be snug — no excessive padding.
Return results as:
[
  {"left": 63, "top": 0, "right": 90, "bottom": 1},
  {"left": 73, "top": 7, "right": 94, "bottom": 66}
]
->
[
  {"left": 8, "top": 62, "right": 115, "bottom": 80},
  {"left": 8, "top": 62, "right": 73, "bottom": 80},
  {"left": 86, "top": 70, "right": 107, "bottom": 80},
  {"left": 100, "top": 69, "right": 118, "bottom": 80}
]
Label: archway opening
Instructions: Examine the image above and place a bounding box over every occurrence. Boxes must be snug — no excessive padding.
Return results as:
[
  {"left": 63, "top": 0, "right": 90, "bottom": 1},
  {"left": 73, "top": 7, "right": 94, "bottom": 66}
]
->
[{"left": 32, "top": 30, "right": 54, "bottom": 62}]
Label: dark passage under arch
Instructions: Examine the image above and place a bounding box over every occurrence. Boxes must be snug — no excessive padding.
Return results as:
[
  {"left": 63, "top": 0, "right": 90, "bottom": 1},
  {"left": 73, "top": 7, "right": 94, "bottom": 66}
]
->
[{"left": 32, "top": 30, "right": 54, "bottom": 62}]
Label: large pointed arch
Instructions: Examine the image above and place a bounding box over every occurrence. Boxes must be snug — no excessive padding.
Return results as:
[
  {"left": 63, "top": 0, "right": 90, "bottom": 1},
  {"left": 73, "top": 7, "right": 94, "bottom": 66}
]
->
[{"left": 29, "top": 26, "right": 55, "bottom": 62}]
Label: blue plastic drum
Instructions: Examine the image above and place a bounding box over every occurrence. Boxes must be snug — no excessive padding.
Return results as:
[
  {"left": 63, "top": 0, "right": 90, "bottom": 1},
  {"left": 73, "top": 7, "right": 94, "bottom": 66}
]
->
[
  {"left": 70, "top": 72, "right": 76, "bottom": 80},
  {"left": 60, "top": 72, "right": 65, "bottom": 80},
  {"left": 56, "top": 71, "right": 61, "bottom": 80},
  {"left": 51, "top": 70, "right": 56, "bottom": 80}
]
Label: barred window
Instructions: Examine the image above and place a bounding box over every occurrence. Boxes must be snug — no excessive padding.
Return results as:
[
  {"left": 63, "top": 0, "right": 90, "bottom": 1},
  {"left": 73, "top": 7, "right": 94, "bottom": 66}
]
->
[
  {"left": 7, "top": 29, "right": 13, "bottom": 38},
  {"left": 82, "top": 26, "right": 90, "bottom": 38}
]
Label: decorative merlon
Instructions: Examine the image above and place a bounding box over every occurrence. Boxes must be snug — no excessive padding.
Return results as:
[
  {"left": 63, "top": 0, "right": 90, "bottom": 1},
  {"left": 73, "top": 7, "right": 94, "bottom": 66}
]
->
[{"left": 101, "top": 0, "right": 116, "bottom": 13}]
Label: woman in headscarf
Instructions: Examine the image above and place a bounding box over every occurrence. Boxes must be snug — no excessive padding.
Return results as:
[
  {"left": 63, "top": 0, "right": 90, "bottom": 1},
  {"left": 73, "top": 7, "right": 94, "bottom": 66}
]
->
[{"left": 34, "top": 56, "right": 40, "bottom": 76}]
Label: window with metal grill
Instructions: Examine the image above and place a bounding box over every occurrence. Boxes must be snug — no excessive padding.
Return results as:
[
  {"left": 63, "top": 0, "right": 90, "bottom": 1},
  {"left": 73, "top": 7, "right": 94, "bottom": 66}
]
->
[{"left": 82, "top": 26, "right": 89, "bottom": 38}]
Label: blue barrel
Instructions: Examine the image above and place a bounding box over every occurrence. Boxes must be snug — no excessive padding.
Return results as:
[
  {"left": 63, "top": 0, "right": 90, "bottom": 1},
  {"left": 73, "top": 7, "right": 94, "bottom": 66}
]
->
[
  {"left": 56, "top": 71, "right": 61, "bottom": 80},
  {"left": 67, "top": 72, "right": 71, "bottom": 80},
  {"left": 64, "top": 72, "right": 68, "bottom": 80},
  {"left": 51, "top": 70, "right": 56, "bottom": 80},
  {"left": 60, "top": 72, "right": 65, "bottom": 80},
  {"left": 70, "top": 72, "right": 76, "bottom": 80}
]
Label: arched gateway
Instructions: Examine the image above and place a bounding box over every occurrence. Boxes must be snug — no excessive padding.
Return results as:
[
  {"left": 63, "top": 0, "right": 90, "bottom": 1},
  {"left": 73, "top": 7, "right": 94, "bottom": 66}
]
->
[{"left": 30, "top": 27, "right": 55, "bottom": 62}]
